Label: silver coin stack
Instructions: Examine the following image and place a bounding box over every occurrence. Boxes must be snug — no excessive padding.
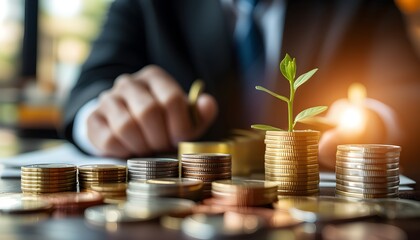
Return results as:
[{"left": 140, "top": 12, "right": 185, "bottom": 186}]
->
[
  {"left": 126, "top": 177, "right": 203, "bottom": 201},
  {"left": 335, "top": 144, "right": 401, "bottom": 199},
  {"left": 181, "top": 153, "right": 232, "bottom": 198},
  {"left": 127, "top": 158, "right": 179, "bottom": 181}
]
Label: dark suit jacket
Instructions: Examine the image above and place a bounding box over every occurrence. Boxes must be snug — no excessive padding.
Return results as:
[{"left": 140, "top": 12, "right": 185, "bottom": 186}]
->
[{"left": 63, "top": 0, "right": 420, "bottom": 178}]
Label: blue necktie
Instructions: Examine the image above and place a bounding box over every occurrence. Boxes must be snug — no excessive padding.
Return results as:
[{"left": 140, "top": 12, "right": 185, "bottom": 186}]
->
[
  {"left": 235, "top": 0, "right": 265, "bottom": 125},
  {"left": 235, "top": 0, "right": 264, "bottom": 73}
]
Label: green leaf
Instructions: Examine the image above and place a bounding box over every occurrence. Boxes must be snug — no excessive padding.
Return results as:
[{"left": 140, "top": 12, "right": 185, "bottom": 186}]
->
[
  {"left": 255, "top": 86, "right": 289, "bottom": 103},
  {"left": 251, "top": 124, "right": 283, "bottom": 131},
  {"left": 280, "top": 54, "right": 296, "bottom": 82},
  {"left": 294, "top": 106, "right": 328, "bottom": 126},
  {"left": 294, "top": 68, "right": 318, "bottom": 91}
]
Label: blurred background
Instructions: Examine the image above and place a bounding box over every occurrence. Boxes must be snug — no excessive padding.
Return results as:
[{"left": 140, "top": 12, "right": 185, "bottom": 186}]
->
[
  {"left": 0, "top": 0, "right": 420, "bottom": 143},
  {"left": 0, "top": 0, "right": 112, "bottom": 141}
]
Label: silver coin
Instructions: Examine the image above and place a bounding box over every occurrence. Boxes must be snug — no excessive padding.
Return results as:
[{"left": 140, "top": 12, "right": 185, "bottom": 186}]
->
[
  {"left": 370, "top": 198, "right": 420, "bottom": 219},
  {"left": 181, "top": 212, "right": 264, "bottom": 239},
  {"left": 289, "top": 197, "right": 376, "bottom": 222}
]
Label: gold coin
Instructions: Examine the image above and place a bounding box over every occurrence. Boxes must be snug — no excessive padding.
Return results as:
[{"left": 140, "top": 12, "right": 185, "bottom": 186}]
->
[
  {"left": 21, "top": 164, "right": 76, "bottom": 172},
  {"left": 266, "top": 130, "right": 320, "bottom": 137},
  {"left": 335, "top": 189, "right": 398, "bottom": 199},
  {"left": 335, "top": 166, "right": 399, "bottom": 177},
  {"left": 335, "top": 174, "right": 399, "bottom": 183},
  {"left": 265, "top": 147, "right": 318, "bottom": 154},
  {"left": 335, "top": 179, "right": 400, "bottom": 189},
  {"left": 336, "top": 151, "right": 400, "bottom": 159},
  {"left": 265, "top": 143, "right": 318, "bottom": 150},
  {"left": 337, "top": 144, "right": 401, "bottom": 153},
  {"left": 273, "top": 196, "right": 319, "bottom": 211},
  {"left": 275, "top": 180, "right": 320, "bottom": 186},
  {"left": 188, "top": 79, "right": 205, "bottom": 126},
  {"left": 277, "top": 185, "right": 319, "bottom": 192},
  {"left": 78, "top": 164, "right": 127, "bottom": 172},
  {"left": 277, "top": 188, "right": 319, "bottom": 195},
  {"left": 265, "top": 163, "right": 318, "bottom": 170},
  {"left": 89, "top": 183, "right": 128, "bottom": 192},
  {"left": 265, "top": 166, "right": 319, "bottom": 174},
  {"left": 181, "top": 166, "right": 231, "bottom": 173},
  {"left": 264, "top": 139, "right": 319, "bottom": 145},
  {"left": 211, "top": 179, "right": 278, "bottom": 191},
  {"left": 335, "top": 161, "right": 399, "bottom": 170},
  {"left": 21, "top": 170, "right": 77, "bottom": 177},
  {"left": 21, "top": 173, "right": 77, "bottom": 180},
  {"left": 265, "top": 135, "right": 320, "bottom": 141},
  {"left": 21, "top": 178, "right": 77, "bottom": 185},
  {"left": 266, "top": 174, "right": 320, "bottom": 182}
]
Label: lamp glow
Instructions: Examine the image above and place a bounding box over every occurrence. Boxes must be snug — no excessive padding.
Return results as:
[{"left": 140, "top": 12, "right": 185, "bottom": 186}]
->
[{"left": 337, "top": 83, "right": 367, "bottom": 133}]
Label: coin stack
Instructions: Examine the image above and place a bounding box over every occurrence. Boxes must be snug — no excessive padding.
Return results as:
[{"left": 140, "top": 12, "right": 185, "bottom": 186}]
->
[
  {"left": 126, "top": 178, "right": 203, "bottom": 201},
  {"left": 21, "top": 163, "right": 77, "bottom": 194},
  {"left": 78, "top": 164, "right": 127, "bottom": 191},
  {"left": 335, "top": 144, "right": 401, "bottom": 199},
  {"left": 209, "top": 179, "right": 278, "bottom": 206},
  {"left": 181, "top": 153, "right": 232, "bottom": 198},
  {"left": 264, "top": 131, "right": 320, "bottom": 196},
  {"left": 127, "top": 158, "right": 179, "bottom": 181}
]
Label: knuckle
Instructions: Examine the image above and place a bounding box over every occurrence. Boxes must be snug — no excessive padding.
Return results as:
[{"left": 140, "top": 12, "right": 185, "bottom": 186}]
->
[
  {"left": 134, "top": 101, "right": 161, "bottom": 122},
  {"left": 162, "top": 91, "right": 185, "bottom": 110},
  {"left": 114, "top": 74, "right": 132, "bottom": 90}
]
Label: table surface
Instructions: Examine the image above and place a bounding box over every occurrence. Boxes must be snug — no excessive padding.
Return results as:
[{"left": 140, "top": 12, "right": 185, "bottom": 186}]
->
[{"left": 0, "top": 139, "right": 419, "bottom": 240}]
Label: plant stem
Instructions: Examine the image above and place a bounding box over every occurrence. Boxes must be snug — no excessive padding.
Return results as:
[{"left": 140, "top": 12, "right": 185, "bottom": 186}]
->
[{"left": 288, "top": 82, "right": 295, "bottom": 132}]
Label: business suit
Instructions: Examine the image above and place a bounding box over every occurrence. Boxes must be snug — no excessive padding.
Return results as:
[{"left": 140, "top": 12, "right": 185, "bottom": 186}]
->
[{"left": 63, "top": 0, "right": 420, "bottom": 181}]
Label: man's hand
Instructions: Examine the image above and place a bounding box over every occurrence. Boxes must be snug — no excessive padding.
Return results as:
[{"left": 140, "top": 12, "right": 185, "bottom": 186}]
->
[{"left": 86, "top": 65, "right": 218, "bottom": 158}]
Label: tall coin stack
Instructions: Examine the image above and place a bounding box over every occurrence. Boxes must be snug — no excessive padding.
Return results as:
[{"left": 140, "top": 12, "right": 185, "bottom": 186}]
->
[
  {"left": 335, "top": 144, "right": 401, "bottom": 199},
  {"left": 264, "top": 131, "right": 320, "bottom": 196},
  {"left": 127, "top": 158, "right": 179, "bottom": 181},
  {"left": 181, "top": 153, "right": 232, "bottom": 198},
  {"left": 21, "top": 164, "right": 77, "bottom": 194},
  {"left": 209, "top": 179, "right": 278, "bottom": 206},
  {"left": 78, "top": 164, "right": 127, "bottom": 191}
]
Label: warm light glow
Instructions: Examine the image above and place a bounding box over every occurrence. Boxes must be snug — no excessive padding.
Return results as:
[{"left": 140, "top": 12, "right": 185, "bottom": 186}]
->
[
  {"left": 348, "top": 82, "right": 367, "bottom": 105},
  {"left": 338, "top": 106, "right": 365, "bottom": 133}
]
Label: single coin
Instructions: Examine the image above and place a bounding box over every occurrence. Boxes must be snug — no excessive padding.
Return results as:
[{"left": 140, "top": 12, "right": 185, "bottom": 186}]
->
[
  {"left": 288, "top": 197, "right": 375, "bottom": 222},
  {"left": 335, "top": 160, "right": 399, "bottom": 170},
  {"left": 337, "top": 144, "right": 401, "bottom": 153},
  {"left": 369, "top": 198, "right": 420, "bottom": 219},
  {"left": 335, "top": 174, "right": 399, "bottom": 183},
  {"left": 188, "top": 79, "right": 205, "bottom": 126},
  {"left": 181, "top": 212, "right": 264, "bottom": 239},
  {"left": 335, "top": 179, "right": 399, "bottom": 189},
  {"left": 0, "top": 193, "right": 53, "bottom": 214},
  {"left": 78, "top": 164, "right": 127, "bottom": 172},
  {"left": 21, "top": 163, "right": 76, "bottom": 172},
  {"left": 335, "top": 166, "right": 399, "bottom": 177},
  {"left": 265, "top": 163, "right": 319, "bottom": 170},
  {"left": 266, "top": 174, "right": 320, "bottom": 182},
  {"left": 265, "top": 147, "right": 318, "bottom": 153},
  {"left": 335, "top": 184, "right": 399, "bottom": 194},
  {"left": 335, "top": 189, "right": 398, "bottom": 199},
  {"left": 89, "top": 183, "right": 128, "bottom": 192},
  {"left": 322, "top": 222, "right": 406, "bottom": 240},
  {"left": 266, "top": 130, "right": 320, "bottom": 137},
  {"left": 40, "top": 192, "right": 104, "bottom": 208}
]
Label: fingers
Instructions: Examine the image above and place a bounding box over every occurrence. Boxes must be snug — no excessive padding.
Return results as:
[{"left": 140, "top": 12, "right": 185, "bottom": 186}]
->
[{"left": 86, "top": 65, "right": 218, "bottom": 158}]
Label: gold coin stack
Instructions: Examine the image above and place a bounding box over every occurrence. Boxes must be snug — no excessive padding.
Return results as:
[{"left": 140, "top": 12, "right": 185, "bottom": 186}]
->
[
  {"left": 210, "top": 179, "right": 278, "bottom": 206},
  {"left": 335, "top": 144, "right": 401, "bottom": 199},
  {"left": 127, "top": 158, "right": 179, "bottom": 181},
  {"left": 126, "top": 178, "right": 203, "bottom": 201},
  {"left": 181, "top": 153, "right": 232, "bottom": 198},
  {"left": 78, "top": 164, "right": 127, "bottom": 191},
  {"left": 21, "top": 163, "right": 77, "bottom": 194},
  {"left": 264, "top": 131, "right": 320, "bottom": 196}
]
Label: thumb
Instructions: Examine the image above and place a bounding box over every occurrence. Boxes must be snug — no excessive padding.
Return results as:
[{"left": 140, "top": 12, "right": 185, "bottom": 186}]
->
[{"left": 194, "top": 93, "right": 218, "bottom": 136}]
